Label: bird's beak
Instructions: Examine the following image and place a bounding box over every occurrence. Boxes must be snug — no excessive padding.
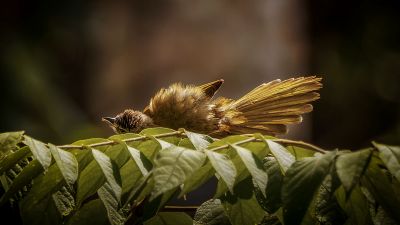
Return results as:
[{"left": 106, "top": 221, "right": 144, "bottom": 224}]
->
[{"left": 102, "top": 117, "right": 116, "bottom": 125}]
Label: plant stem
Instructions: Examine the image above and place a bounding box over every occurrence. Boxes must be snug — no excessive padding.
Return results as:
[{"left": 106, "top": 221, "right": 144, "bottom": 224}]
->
[
  {"left": 57, "top": 130, "right": 326, "bottom": 153},
  {"left": 273, "top": 139, "right": 327, "bottom": 153},
  {"left": 209, "top": 137, "right": 326, "bottom": 153},
  {"left": 57, "top": 131, "right": 183, "bottom": 149}
]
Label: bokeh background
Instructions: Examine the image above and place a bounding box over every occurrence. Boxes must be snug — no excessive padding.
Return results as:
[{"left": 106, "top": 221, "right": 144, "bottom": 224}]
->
[{"left": 1, "top": 0, "right": 399, "bottom": 150}]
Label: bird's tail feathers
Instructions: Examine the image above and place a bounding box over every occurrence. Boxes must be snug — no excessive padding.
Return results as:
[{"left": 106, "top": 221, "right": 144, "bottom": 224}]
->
[{"left": 226, "top": 76, "right": 322, "bottom": 136}]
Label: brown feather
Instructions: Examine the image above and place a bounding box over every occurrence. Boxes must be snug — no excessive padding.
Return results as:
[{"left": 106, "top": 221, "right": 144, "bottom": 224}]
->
[
  {"left": 213, "top": 76, "right": 322, "bottom": 136},
  {"left": 197, "top": 79, "right": 224, "bottom": 98},
  {"left": 105, "top": 76, "right": 322, "bottom": 137}
]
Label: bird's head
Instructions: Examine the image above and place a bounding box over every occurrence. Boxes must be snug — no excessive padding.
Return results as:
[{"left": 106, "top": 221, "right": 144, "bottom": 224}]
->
[{"left": 102, "top": 109, "right": 154, "bottom": 134}]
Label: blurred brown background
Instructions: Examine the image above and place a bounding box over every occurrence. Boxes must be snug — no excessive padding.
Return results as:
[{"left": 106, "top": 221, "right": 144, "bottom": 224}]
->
[{"left": 1, "top": 0, "right": 399, "bottom": 149}]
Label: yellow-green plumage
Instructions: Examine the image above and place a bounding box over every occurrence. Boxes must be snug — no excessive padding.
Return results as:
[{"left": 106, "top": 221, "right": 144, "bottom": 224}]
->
[{"left": 104, "top": 77, "right": 322, "bottom": 137}]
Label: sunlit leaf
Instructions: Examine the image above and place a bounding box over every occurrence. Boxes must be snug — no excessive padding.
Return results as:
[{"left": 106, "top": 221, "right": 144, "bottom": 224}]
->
[
  {"left": 120, "top": 160, "right": 144, "bottom": 205},
  {"left": 151, "top": 145, "right": 206, "bottom": 199},
  {"left": 0, "top": 131, "right": 24, "bottom": 156},
  {"left": 154, "top": 138, "right": 174, "bottom": 149},
  {"left": 127, "top": 145, "right": 151, "bottom": 176},
  {"left": 266, "top": 140, "right": 295, "bottom": 174},
  {"left": 255, "top": 157, "right": 283, "bottom": 213},
  {"left": 231, "top": 144, "right": 268, "bottom": 197},
  {"left": 76, "top": 143, "right": 126, "bottom": 206},
  {"left": 287, "top": 145, "right": 315, "bottom": 159},
  {"left": 48, "top": 144, "right": 78, "bottom": 186},
  {"left": 140, "top": 127, "right": 181, "bottom": 146},
  {"left": 92, "top": 148, "right": 122, "bottom": 202},
  {"left": 184, "top": 130, "right": 212, "bottom": 150},
  {"left": 23, "top": 136, "right": 52, "bottom": 170},
  {"left": 205, "top": 150, "right": 237, "bottom": 193},
  {"left": 373, "top": 142, "right": 400, "bottom": 182},
  {"left": 71, "top": 138, "right": 109, "bottom": 151}
]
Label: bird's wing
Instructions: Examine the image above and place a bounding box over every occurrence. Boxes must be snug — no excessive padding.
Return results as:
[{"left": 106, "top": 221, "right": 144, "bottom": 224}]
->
[{"left": 197, "top": 79, "right": 224, "bottom": 99}]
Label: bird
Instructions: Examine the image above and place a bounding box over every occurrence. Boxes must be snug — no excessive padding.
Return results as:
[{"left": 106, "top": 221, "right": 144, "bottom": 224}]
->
[{"left": 102, "top": 76, "right": 322, "bottom": 137}]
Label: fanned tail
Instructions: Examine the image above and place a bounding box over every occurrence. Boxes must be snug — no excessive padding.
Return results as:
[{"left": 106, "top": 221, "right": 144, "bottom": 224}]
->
[{"left": 223, "top": 76, "right": 322, "bottom": 136}]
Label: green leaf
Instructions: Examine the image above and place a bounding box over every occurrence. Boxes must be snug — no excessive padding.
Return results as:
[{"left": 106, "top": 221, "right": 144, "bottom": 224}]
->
[
  {"left": 120, "top": 160, "right": 144, "bottom": 204},
  {"left": 313, "top": 175, "right": 346, "bottom": 225},
  {"left": 133, "top": 139, "right": 162, "bottom": 161},
  {"left": 222, "top": 177, "right": 265, "bottom": 225},
  {"left": 140, "top": 127, "right": 181, "bottom": 146},
  {"left": 255, "top": 157, "right": 283, "bottom": 213},
  {"left": 92, "top": 148, "right": 122, "bottom": 202},
  {"left": 0, "top": 131, "right": 24, "bottom": 156},
  {"left": 361, "top": 186, "right": 398, "bottom": 225},
  {"left": 361, "top": 155, "right": 400, "bottom": 223},
  {"left": 231, "top": 144, "right": 268, "bottom": 197},
  {"left": 207, "top": 135, "right": 249, "bottom": 149},
  {"left": 0, "top": 146, "right": 30, "bottom": 175},
  {"left": 72, "top": 138, "right": 109, "bottom": 151},
  {"left": 232, "top": 140, "right": 268, "bottom": 185},
  {"left": 143, "top": 188, "right": 177, "bottom": 221},
  {"left": 282, "top": 151, "right": 336, "bottom": 225},
  {"left": 48, "top": 144, "right": 78, "bottom": 186},
  {"left": 103, "top": 140, "right": 130, "bottom": 168},
  {"left": 144, "top": 212, "right": 193, "bottom": 225},
  {"left": 151, "top": 146, "right": 206, "bottom": 199},
  {"left": 287, "top": 145, "right": 315, "bottom": 159},
  {"left": 18, "top": 162, "right": 67, "bottom": 215},
  {"left": 184, "top": 130, "right": 212, "bottom": 150},
  {"left": 178, "top": 138, "right": 196, "bottom": 149},
  {"left": 373, "top": 142, "right": 400, "bottom": 182},
  {"left": 66, "top": 199, "right": 109, "bottom": 225},
  {"left": 214, "top": 179, "right": 229, "bottom": 199},
  {"left": 194, "top": 199, "right": 230, "bottom": 225},
  {"left": 20, "top": 192, "right": 63, "bottom": 225},
  {"left": 335, "top": 148, "right": 372, "bottom": 193},
  {"left": 205, "top": 150, "right": 237, "bottom": 193},
  {"left": 23, "top": 136, "right": 52, "bottom": 170},
  {"left": 140, "top": 127, "right": 177, "bottom": 135},
  {"left": 131, "top": 174, "right": 154, "bottom": 205},
  {"left": 335, "top": 185, "right": 373, "bottom": 225},
  {"left": 109, "top": 133, "right": 141, "bottom": 141},
  {"left": 0, "top": 160, "right": 44, "bottom": 206},
  {"left": 179, "top": 162, "right": 215, "bottom": 197},
  {"left": 52, "top": 186, "right": 76, "bottom": 217},
  {"left": 76, "top": 143, "right": 126, "bottom": 206},
  {"left": 97, "top": 182, "right": 127, "bottom": 225},
  {"left": 154, "top": 138, "right": 175, "bottom": 149},
  {"left": 127, "top": 145, "right": 151, "bottom": 176},
  {"left": 266, "top": 140, "right": 295, "bottom": 174}
]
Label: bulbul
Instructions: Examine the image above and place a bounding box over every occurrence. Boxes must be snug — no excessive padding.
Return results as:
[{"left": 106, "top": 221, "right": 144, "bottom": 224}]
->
[{"left": 102, "top": 76, "right": 322, "bottom": 137}]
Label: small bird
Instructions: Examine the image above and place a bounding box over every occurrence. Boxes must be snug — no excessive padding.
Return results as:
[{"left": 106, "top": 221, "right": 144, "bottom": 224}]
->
[{"left": 102, "top": 76, "right": 322, "bottom": 137}]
